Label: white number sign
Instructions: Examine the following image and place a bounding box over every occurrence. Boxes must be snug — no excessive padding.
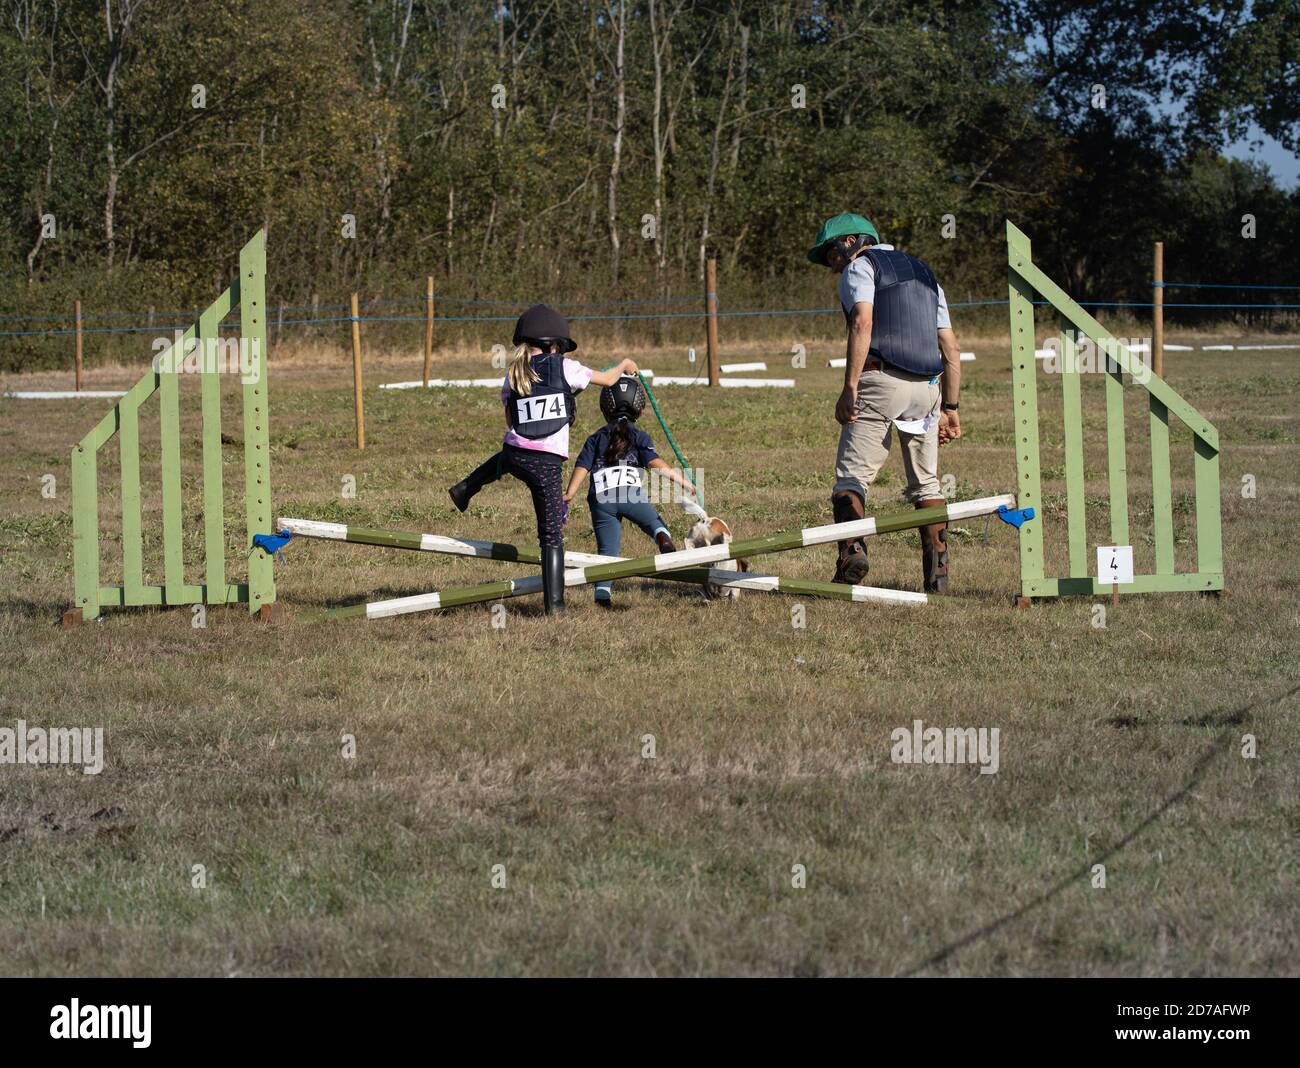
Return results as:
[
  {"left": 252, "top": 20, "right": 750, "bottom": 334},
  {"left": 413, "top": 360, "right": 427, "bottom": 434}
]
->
[
  {"left": 515, "top": 394, "right": 566, "bottom": 426},
  {"left": 593, "top": 465, "right": 643, "bottom": 496},
  {"left": 1097, "top": 545, "right": 1134, "bottom": 585}
]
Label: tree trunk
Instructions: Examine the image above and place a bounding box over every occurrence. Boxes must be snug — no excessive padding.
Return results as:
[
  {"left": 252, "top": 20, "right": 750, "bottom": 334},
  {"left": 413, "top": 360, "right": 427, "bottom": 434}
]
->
[
  {"left": 99, "top": 1, "right": 136, "bottom": 273},
  {"left": 446, "top": 185, "right": 455, "bottom": 278},
  {"left": 700, "top": 15, "right": 737, "bottom": 276},
  {"left": 650, "top": 0, "right": 665, "bottom": 279},
  {"left": 606, "top": 2, "right": 626, "bottom": 287}
]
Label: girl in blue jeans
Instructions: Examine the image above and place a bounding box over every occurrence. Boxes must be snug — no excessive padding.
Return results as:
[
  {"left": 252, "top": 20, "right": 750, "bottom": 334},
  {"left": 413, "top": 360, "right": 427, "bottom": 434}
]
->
[{"left": 563, "top": 375, "right": 695, "bottom": 607}]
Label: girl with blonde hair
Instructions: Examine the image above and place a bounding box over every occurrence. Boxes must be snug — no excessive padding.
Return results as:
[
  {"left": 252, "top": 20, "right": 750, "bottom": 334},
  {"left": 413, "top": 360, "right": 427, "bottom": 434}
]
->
[{"left": 448, "top": 304, "right": 637, "bottom": 615}]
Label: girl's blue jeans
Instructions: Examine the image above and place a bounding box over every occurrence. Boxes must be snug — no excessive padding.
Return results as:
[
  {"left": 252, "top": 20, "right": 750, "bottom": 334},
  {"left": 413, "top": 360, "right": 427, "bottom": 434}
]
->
[{"left": 589, "top": 496, "right": 669, "bottom": 599}]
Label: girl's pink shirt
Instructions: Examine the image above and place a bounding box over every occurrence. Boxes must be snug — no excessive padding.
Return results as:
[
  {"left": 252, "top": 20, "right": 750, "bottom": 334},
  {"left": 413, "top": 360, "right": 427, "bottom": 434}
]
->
[{"left": 501, "top": 357, "right": 594, "bottom": 458}]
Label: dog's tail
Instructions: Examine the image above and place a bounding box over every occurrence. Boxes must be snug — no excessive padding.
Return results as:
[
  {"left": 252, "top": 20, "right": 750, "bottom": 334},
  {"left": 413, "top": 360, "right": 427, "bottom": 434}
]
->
[{"left": 679, "top": 497, "right": 707, "bottom": 522}]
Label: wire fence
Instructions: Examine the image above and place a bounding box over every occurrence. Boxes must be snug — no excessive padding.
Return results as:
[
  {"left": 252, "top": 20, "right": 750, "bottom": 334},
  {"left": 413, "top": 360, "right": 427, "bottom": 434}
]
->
[{"left": 2, "top": 291, "right": 1299, "bottom": 339}]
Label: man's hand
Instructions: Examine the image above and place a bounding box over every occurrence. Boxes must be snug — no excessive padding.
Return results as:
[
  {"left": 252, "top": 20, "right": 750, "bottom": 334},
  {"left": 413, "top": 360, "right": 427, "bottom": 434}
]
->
[
  {"left": 835, "top": 386, "right": 858, "bottom": 426},
  {"left": 938, "top": 408, "right": 961, "bottom": 445}
]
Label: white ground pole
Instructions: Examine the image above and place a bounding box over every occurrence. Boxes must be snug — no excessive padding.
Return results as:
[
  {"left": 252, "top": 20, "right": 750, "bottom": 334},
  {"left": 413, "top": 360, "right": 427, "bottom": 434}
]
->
[
  {"left": 380, "top": 371, "right": 659, "bottom": 391},
  {"left": 720, "top": 361, "right": 767, "bottom": 373},
  {"left": 380, "top": 378, "right": 505, "bottom": 389},
  {"left": 650, "top": 376, "right": 795, "bottom": 387},
  {"left": 276, "top": 517, "right": 928, "bottom": 606},
  {"left": 5, "top": 391, "right": 128, "bottom": 399}
]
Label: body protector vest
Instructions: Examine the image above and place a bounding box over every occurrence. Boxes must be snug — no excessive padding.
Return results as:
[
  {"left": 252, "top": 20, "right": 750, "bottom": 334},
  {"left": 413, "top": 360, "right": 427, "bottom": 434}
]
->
[
  {"left": 507, "top": 353, "right": 575, "bottom": 439},
  {"left": 846, "top": 248, "right": 943, "bottom": 377},
  {"left": 590, "top": 427, "right": 647, "bottom": 504}
]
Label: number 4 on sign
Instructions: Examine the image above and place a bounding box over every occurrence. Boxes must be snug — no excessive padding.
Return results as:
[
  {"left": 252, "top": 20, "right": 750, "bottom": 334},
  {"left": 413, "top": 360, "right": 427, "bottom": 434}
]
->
[{"left": 1097, "top": 545, "right": 1134, "bottom": 587}]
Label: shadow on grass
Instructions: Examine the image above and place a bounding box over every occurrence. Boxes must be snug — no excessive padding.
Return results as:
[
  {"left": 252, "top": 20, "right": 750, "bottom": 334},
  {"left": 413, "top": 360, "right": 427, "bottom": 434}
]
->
[{"left": 901, "top": 681, "right": 1300, "bottom": 977}]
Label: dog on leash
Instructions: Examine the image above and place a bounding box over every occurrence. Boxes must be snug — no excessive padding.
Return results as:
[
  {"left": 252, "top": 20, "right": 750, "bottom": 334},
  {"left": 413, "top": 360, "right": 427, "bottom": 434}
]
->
[{"left": 683, "top": 516, "right": 748, "bottom": 599}]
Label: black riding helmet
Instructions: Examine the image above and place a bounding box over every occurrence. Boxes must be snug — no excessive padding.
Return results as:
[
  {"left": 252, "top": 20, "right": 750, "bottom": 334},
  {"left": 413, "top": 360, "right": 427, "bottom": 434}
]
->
[
  {"left": 600, "top": 373, "right": 646, "bottom": 422},
  {"left": 513, "top": 304, "right": 577, "bottom": 353}
]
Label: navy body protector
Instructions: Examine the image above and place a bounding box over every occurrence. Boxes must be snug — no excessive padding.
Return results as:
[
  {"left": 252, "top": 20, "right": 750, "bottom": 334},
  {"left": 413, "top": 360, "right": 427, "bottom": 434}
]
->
[
  {"left": 507, "top": 353, "right": 576, "bottom": 439},
  {"left": 842, "top": 248, "right": 943, "bottom": 377}
]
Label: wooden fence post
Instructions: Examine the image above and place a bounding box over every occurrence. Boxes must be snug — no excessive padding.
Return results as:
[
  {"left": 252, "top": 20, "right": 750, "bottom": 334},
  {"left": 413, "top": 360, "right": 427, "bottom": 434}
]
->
[
  {"left": 74, "top": 299, "right": 83, "bottom": 392},
  {"left": 705, "top": 256, "right": 719, "bottom": 387},
  {"left": 424, "top": 275, "right": 434, "bottom": 387},
  {"left": 350, "top": 292, "right": 365, "bottom": 450}
]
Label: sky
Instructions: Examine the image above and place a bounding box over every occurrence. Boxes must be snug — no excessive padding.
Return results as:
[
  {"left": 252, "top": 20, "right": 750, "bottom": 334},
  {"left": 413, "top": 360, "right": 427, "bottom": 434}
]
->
[{"left": 1225, "top": 128, "right": 1299, "bottom": 190}]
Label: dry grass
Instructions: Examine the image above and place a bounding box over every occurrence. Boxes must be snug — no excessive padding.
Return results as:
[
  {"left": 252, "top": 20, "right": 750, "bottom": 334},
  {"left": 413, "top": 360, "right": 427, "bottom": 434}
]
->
[{"left": 0, "top": 334, "right": 1297, "bottom": 976}]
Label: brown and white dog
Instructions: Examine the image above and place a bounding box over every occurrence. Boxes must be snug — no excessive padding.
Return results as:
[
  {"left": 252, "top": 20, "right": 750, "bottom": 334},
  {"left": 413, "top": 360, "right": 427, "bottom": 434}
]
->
[{"left": 683, "top": 516, "right": 749, "bottom": 599}]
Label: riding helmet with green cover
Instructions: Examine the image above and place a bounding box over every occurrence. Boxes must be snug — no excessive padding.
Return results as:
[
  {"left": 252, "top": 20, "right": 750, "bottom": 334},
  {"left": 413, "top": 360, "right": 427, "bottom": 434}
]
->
[{"left": 807, "top": 212, "right": 880, "bottom": 265}]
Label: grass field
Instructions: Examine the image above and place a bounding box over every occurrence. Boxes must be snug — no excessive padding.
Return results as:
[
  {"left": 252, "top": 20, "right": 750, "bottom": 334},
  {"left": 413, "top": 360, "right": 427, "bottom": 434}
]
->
[{"left": 1, "top": 331, "right": 1297, "bottom": 976}]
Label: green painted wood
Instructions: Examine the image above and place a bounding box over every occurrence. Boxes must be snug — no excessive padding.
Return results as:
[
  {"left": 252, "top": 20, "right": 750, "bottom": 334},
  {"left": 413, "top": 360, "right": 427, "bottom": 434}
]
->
[
  {"left": 324, "top": 602, "right": 371, "bottom": 620},
  {"left": 199, "top": 303, "right": 226, "bottom": 602},
  {"left": 84, "top": 408, "right": 120, "bottom": 451},
  {"left": 1007, "top": 222, "right": 1045, "bottom": 596},
  {"left": 1104, "top": 358, "right": 1129, "bottom": 547},
  {"left": 98, "top": 582, "right": 244, "bottom": 607},
  {"left": 239, "top": 230, "right": 275, "bottom": 614},
  {"left": 119, "top": 395, "right": 144, "bottom": 603},
  {"left": 159, "top": 338, "right": 185, "bottom": 604},
  {"left": 81, "top": 368, "right": 161, "bottom": 452},
  {"left": 870, "top": 501, "right": 965, "bottom": 537},
  {"left": 1006, "top": 220, "right": 1222, "bottom": 599},
  {"left": 654, "top": 572, "right": 869, "bottom": 602},
  {"left": 70, "top": 362, "right": 160, "bottom": 619},
  {"left": 1010, "top": 249, "right": 1218, "bottom": 449},
  {"left": 205, "top": 284, "right": 237, "bottom": 323},
  {"left": 70, "top": 437, "right": 100, "bottom": 620},
  {"left": 1194, "top": 435, "right": 1223, "bottom": 579},
  {"left": 99, "top": 585, "right": 162, "bottom": 607},
  {"left": 1149, "top": 396, "right": 1175, "bottom": 574},
  {"left": 1059, "top": 318, "right": 1087, "bottom": 576},
  {"left": 1021, "top": 572, "right": 1223, "bottom": 598},
  {"left": 66, "top": 233, "right": 272, "bottom": 621},
  {"left": 351, "top": 525, "right": 543, "bottom": 563}
]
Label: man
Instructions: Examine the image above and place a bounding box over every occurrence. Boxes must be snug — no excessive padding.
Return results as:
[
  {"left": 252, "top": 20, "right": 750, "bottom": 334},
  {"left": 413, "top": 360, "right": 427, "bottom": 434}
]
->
[{"left": 808, "top": 212, "right": 963, "bottom": 593}]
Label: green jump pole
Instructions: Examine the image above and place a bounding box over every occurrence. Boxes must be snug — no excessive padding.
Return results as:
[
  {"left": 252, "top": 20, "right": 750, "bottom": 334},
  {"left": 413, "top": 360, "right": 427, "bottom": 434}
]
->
[
  {"left": 278, "top": 517, "right": 931, "bottom": 606},
  {"left": 305, "top": 495, "right": 1015, "bottom": 621},
  {"left": 278, "top": 517, "right": 547, "bottom": 564}
]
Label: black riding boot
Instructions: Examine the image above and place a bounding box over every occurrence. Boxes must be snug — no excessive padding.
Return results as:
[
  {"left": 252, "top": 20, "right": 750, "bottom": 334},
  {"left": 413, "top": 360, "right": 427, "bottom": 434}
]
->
[
  {"left": 449, "top": 453, "right": 504, "bottom": 513},
  {"left": 542, "top": 544, "right": 567, "bottom": 616}
]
